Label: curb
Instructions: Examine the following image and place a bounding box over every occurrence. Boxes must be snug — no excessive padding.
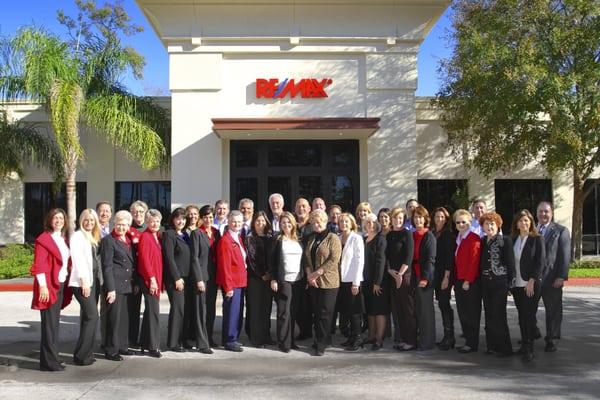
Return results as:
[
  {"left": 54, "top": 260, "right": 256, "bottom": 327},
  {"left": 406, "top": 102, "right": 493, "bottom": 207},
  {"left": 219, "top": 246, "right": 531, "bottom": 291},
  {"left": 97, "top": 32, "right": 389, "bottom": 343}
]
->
[{"left": 565, "top": 278, "right": 600, "bottom": 287}]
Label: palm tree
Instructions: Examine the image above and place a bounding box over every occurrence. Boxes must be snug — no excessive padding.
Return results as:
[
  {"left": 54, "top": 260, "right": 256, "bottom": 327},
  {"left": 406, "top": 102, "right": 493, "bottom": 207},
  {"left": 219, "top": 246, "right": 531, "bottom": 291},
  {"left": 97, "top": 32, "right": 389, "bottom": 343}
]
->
[{"left": 0, "top": 3, "right": 169, "bottom": 231}]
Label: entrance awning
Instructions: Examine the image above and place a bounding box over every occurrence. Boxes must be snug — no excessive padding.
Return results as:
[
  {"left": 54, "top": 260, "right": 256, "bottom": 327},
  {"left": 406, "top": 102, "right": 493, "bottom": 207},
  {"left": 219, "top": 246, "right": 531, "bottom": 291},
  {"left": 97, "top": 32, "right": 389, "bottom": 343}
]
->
[{"left": 212, "top": 117, "right": 380, "bottom": 139}]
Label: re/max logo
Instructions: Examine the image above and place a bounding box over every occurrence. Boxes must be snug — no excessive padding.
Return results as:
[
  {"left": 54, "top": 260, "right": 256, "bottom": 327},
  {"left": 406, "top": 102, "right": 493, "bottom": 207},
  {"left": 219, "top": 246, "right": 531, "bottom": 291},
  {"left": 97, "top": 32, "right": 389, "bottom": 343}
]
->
[{"left": 256, "top": 78, "right": 333, "bottom": 99}]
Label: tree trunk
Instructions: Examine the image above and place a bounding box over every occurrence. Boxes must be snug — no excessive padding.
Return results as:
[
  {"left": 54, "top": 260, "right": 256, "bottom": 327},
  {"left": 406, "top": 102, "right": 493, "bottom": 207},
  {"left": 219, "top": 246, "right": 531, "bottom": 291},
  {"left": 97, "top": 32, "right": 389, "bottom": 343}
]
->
[
  {"left": 65, "top": 153, "right": 78, "bottom": 235},
  {"left": 571, "top": 173, "right": 585, "bottom": 261}
]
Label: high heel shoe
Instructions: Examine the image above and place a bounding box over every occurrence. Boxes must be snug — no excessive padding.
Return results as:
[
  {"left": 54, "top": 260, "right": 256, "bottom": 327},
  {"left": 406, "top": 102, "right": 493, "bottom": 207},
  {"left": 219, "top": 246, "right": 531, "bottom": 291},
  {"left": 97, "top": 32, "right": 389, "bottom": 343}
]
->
[
  {"left": 437, "top": 337, "right": 456, "bottom": 351},
  {"left": 370, "top": 342, "right": 383, "bottom": 351},
  {"left": 345, "top": 340, "right": 364, "bottom": 351}
]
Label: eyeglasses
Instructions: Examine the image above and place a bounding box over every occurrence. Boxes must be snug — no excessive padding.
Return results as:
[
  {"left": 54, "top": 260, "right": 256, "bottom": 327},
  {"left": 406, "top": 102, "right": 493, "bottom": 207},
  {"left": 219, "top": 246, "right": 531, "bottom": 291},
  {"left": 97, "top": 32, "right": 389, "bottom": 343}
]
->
[{"left": 455, "top": 221, "right": 468, "bottom": 225}]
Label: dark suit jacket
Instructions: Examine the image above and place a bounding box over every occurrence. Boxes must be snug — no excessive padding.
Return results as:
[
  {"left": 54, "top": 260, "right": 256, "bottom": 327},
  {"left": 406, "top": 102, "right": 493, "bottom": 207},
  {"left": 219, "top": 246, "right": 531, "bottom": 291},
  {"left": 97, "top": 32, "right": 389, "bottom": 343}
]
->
[
  {"left": 190, "top": 229, "right": 210, "bottom": 282},
  {"left": 540, "top": 222, "right": 571, "bottom": 285},
  {"left": 245, "top": 234, "right": 273, "bottom": 279},
  {"left": 162, "top": 229, "right": 192, "bottom": 283},
  {"left": 101, "top": 234, "right": 134, "bottom": 294},
  {"left": 434, "top": 229, "right": 456, "bottom": 284},
  {"left": 363, "top": 233, "right": 387, "bottom": 286},
  {"left": 414, "top": 230, "right": 437, "bottom": 287},
  {"left": 514, "top": 234, "right": 545, "bottom": 282},
  {"left": 385, "top": 229, "right": 414, "bottom": 272}
]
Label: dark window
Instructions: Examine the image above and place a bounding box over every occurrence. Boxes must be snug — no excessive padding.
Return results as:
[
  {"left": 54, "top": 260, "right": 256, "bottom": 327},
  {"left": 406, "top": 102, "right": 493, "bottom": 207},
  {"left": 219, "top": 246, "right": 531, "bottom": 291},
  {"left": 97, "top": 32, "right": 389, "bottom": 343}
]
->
[
  {"left": 115, "top": 181, "right": 171, "bottom": 223},
  {"left": 494, "top": 179, "right": 552, "bottom": 234},
  {"left": 268, "top": 142, "right": 322, "bottom": 167},
  {"left": 233, "top": 178, "right": 258, "bottom": 207},
  {"left": 24, "top": 182, "right": 87, "bottom": 242},
  {"left": 299, "top": 176, "right": 322, "bottom": 201},
  {"left": 331, "top": 176, "right": 355, "bottom": 212},
  {"left": 417, "top": 179, "right": 468, "bottom": 214},
  {"left": 583, "top": 180, "right": 600, "bottom": 255},
  {"left": 235, "top": 144, "right": 258, "bottom": 168}
]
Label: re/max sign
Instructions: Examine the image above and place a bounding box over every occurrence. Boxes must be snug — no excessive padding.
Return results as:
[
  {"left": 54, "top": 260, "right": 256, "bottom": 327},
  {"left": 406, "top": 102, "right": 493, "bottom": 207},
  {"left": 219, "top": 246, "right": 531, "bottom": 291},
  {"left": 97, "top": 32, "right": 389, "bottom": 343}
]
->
[{"left": 256, "top": 78, "right": 333, "bottom": 99}]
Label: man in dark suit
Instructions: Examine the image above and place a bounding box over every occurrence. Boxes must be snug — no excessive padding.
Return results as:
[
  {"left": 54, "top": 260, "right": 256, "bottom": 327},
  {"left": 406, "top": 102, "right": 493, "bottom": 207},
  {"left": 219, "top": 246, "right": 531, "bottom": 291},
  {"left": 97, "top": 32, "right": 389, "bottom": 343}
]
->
[{"left": 536, "top": 201, "right": 571, "bottom": 352}]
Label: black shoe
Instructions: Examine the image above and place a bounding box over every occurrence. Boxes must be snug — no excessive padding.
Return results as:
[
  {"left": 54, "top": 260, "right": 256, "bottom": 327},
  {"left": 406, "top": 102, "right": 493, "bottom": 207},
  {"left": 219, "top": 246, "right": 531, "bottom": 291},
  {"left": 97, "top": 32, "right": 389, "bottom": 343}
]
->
[
  {"left": 544, "top": 341, "right": 557, "bottom": 352},
  {"left": 105, "top": 353, "right": 123, "bottom": 361},
  {"left": 279, "top": 345, "right": 290, "bottom": 353},
  {"left": 40, "top": 364, "right": 65, "bottom": 372},
  {"left": 209, "top": 340, "right": 218, "bottom": 348},
  {"left": 291, "top": 344, "right": 300, "bottom": 350},
  {"left": 119, "top": 350, "right": 135, "bottom": 356},
  {"left": 147, "top": 350, "right": 162, "bottom": 358},
  {"left": 314, "top": 349, "right": 324, "bottom": 356},
  {"left": 198, "top": 348, "right": 214, "bottom": 354},
  {"left": 340, "top": 338, "right": 353, "bottom": 347},
  {"left": 485, "top": 349, "right": 496, "bottom": 355},
  {"left": 73, "top": 358, "right": 95, "bottom": 366},
  {"left": 253, "top": 344, "right": 266, "bottom": 349},
  {"left": 224, "top": 343, "right": 243, "bottom": 352},
  {"left": 437, "top": 337, "right": 456, "bottom": 351},
  {"left": 363, "top": 338, "right": 376, "bottom": 345},
  {"left": 370, "top": 343, "right": 383, "bottom": 351},
  {"left": 129, "top": 342, "right": 141, "bottom": 350},
  {"left": 457, "top": 345, "right": 476, "bottom": 354},
  {"left": 345, "top": 341, "right": 364, "bottom": 351},
  {"left": 169, "top": 346, "right": 186, "bottom": 353},
  {"left": 522, "top": 350, "right": 534, "bottom": 362},
  {"left": 265, "top": 339, "right": 276, "bottom": 346}
]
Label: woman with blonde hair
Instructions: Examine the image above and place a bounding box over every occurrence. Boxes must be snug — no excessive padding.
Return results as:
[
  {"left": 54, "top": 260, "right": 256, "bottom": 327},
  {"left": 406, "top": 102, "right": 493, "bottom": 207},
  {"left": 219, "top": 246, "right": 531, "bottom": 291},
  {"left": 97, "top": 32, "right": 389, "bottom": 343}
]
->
[
  {"left": 69, "top": 209, "right": 101, "bottom": 365},
  {"left": 271, "top": 212, "right": 304, "bottom": 352},
  {"left": 355, "top": 202, "right": 372, "bottom": 235}
]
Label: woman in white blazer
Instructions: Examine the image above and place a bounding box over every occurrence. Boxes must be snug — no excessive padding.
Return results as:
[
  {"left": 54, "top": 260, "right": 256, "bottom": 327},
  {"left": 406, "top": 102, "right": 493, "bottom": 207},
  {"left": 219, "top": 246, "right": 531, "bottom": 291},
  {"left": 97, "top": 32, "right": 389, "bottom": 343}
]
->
[
  {"left": 337, "top": 213, "right": 365, "bottom": 351},
  {"left": 68, "top": 209, "right": 101, "bottom": 365}
]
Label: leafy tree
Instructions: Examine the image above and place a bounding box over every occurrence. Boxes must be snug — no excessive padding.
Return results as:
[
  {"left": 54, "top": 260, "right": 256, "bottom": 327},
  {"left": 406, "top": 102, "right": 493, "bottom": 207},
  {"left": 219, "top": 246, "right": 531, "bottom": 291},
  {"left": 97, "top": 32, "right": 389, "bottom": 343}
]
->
[
  {"left": 0, "top": 0, "right": 169, "bottom": 232},
  {"left": 435, "top": 0, "right": 600, "bottom": 259}
]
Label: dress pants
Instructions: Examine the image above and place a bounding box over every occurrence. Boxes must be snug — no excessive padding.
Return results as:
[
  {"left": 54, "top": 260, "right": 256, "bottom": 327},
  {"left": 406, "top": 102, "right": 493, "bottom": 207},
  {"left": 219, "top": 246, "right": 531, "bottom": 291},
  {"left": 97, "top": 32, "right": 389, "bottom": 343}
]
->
[
  {"left": 415, "top": 286, "right": 436, "bottom": 350},
  {"left": 40, "top": 284, "right": 64, "bottom": 371},
  {"left": 104, "top": 292, "right": 130, "bottom": 356},
  {"left": 206, "top": 279, "right": 219, "bottom": 346},
  {"left": 95, "top": 274, "right": 108, "bottom": 352},
  {"left": 222, "top": 288, "right": 245, "bottom": 346},
  {"left": 72, "top": 286, "right": 99, "bottom": 364},
  {"left": 513, "top": 282, "right": 541, "bottom": 349},
  {"left": 127, "top": 281, "right": 142, "bottom": 347},
  {"left": 183, "top": 276, "right": 197, "bottom": 346},
  {"left": 192, "top": 289, "right": 210, "bottom": 350},
  {"left": 139, "top": 284, "right": 161, "bottom": 351},
  {"left": 247, "top": 275, "right": 273, "bottom": 346},
  {"left": 166, "top": 277, "right": 194, "bottom": 349},
  {"left": 435, "top": 281, "right": 454, "bottom": 340},
  {"left": 274, "top": 280, "right": 303, "bottom": 350},
  {"left": 541, "top": 285, "right": 563, "bottom": 341},
  {"left": 309, "top": 287, "right": 339, "bottom": 352},
  {"left": 481, "top": 279, "right": 512, "bottom": 354},
  {"left": 455, "top": 279, "right": 482, "bottom": 350},
  {"left": 390, "top": 272, "right": 417, "bottom": 346},
  {"left": 296, "top": 277, "right": 313, "bottom": 338}
]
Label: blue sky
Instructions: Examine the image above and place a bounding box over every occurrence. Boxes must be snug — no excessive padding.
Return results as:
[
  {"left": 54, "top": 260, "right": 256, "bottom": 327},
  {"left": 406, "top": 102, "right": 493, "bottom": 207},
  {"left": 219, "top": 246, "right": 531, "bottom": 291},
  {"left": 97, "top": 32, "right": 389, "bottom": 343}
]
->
[{"left": 0, "top": 1, "right": 453, "bottom": 97}]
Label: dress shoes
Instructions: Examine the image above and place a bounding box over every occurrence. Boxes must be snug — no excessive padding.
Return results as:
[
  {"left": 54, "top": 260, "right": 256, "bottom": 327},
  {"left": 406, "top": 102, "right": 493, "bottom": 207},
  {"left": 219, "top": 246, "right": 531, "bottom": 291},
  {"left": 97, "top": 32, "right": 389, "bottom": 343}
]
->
[
  {"left": 279, "top": 345, "right": 291, "bottom": 353},
  {"left": 437, "top": 337, "right": 456, "bottom": 351},
  {"left": 198, "top": 348, "right": 214, "bottom": 354},
  {"left": 544, "top": 341, "right": 557, "bottom": 352},
  {"left": 147, "top": 350, "right": 162, "bottom": 358},
  {"left": 105, "top": 353, "right": 123, "bottom": 361},
  {"left": 398, "top": 344, "right": 416, "bottom": 352},
  {"left": 119, "top": 349, "right": 136, "bottom": 356},
  {"left": 73, "top": 358, "right": 95, "bottom": 366},
  {"left": 169, "top": 346, "right": 186, "bottom": 353},
  {"left": 314, "top": 349, "right": 324, "bottom": 356},
  {"left": 290, "top": 344, "right": 300, "bottom": 350},
  {"left": 370, "top": 343, "right": 383, "bottom": 351},
  {"left": 522, "top": 351, "right": 534, "bottom": 362},
  {"left": 224, "top": 343, "right": 243, "bottom": 352},
  {"left": 345, "top": 340, "right": 364, "bottom": 351},
  {"left": 457, "top": 345, "right": 476, "bottom": 354}
]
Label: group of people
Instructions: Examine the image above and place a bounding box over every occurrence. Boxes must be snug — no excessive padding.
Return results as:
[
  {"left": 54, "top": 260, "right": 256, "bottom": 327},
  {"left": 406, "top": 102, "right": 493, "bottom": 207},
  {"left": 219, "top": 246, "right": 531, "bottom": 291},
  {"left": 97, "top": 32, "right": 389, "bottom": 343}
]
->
[{"left": 30, "top": 194, "right": 570, "bottom": 371}]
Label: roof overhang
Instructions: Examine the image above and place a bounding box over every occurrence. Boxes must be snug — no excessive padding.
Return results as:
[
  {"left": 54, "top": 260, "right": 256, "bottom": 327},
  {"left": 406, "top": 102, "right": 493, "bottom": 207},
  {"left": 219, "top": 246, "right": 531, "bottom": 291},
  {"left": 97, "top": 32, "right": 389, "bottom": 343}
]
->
[{"left": 212, "top": 117, "right": 380, "bottom": 140}]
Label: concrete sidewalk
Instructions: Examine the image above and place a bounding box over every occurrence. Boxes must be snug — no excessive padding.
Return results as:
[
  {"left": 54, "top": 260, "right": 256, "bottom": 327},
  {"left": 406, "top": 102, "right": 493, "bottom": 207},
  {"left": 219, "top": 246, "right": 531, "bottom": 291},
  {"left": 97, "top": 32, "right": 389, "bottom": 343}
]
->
[{"left": 1, "top": 287, "right": 599, "bottom": 399}]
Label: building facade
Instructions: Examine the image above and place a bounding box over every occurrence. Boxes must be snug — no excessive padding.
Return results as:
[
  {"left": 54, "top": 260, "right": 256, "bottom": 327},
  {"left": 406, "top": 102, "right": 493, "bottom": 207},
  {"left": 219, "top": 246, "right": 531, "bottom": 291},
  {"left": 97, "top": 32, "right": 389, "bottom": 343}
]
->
[{"left": 3, "top": 0, "right": 600, "bottom": 252}]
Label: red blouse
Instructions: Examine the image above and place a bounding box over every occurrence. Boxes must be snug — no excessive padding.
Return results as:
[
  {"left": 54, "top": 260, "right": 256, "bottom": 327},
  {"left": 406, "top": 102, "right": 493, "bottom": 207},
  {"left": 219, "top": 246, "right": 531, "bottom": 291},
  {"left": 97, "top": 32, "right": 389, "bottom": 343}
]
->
[{"left": 413, "top": 229, "right": 427, "bottom": 281}]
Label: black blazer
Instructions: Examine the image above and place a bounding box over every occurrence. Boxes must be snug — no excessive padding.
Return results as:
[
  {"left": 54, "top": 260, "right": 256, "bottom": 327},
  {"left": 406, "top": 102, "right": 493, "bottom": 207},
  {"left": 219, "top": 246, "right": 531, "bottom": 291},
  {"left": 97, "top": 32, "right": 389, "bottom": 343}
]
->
[
  {"left": 480, "top": 235, "right": 515, "bottom": 284},
  {"left": 364, "top": 233, "right": 387, "bottom": 286},
  {"left": 540, "top": 222, "right": 571, "bottom": 284},
  {"left": 270, "top": 234, "right": 304, "bottom": 283},
  {"left": 245, "top": 234, "right": 273, "bottom": 279},
  {"left": 190, "top": 229, "right": 209, "bottom": 282},
  {"left": 434, "top": 229, "right": 456, "bottom": 284},
  {"left": 514, "top": 234, "right": 545, "bottom": 282},
  {"left": 161, "top": 229, "right": 192, "bottom": 283},
  {"left": 414, "top": 231, "right": 437, "bottom": 287},
  {"left": 385, "top": 229, "right": 414, "bottom": 273},
  {"left": 100, "top": 234, "right": 134, "bottom": 294}
]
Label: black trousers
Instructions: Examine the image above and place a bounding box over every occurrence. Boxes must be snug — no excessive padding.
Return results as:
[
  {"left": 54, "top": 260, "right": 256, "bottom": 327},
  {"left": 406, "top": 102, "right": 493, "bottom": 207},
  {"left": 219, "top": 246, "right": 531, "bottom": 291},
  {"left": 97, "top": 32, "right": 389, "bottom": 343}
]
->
[
  {"left": 513, "top": 282, "right": 541, "bottom": 349},
  {"left": 95, "top": 274, "right": 108, "bottom": 352},
  {"left": 40, "top": 284, "right": 64, "bottom": 371},
  {"left": 72, "top": 286, "right": 99, "bottom": 364},
  {"left": 166, "top": 277, "right": 194, "bottom": 349},
  {"left": 192, "top": 288, "right": 210, "bottom": 350},
  {"left": 247, "top": 275, "right": 273, "bottom": 345},
  {"left": 104, "top": 292, "right": 130, "bottom": 356},
  {"left": 455, "top": 279, "right": 482, "bottom": 350},
  {"left": 415, "top": 286, "right": 436, "bottom": 350},
  {"left": 206, "top": 279, "right": 219, "bottom": 346},
  {"left": 435, "top": 281, "right": 455, "bottom": 339},
  {"left": 296, "top": 277, "right": 313, "bottom": 337},
  {"left": 127, "top": 283, "right": 142, "bottom": 347},
  {"left": 541, "top": 285, "right": 563, "bottom": 341},
  {"left": 139, "top": 284, "right": 161, "bottom": 351},
  {"left": 390, "top": 272, "right": 417, "bottom": 346},
  {"left": 309, "top": 287, "right": 339, "bottom": 352},
  {"left": 274, "top": 280, "right": 303, "bottom": 350},
  {"left": 481, "top": 279, "right": 512, "bottom": 354}
]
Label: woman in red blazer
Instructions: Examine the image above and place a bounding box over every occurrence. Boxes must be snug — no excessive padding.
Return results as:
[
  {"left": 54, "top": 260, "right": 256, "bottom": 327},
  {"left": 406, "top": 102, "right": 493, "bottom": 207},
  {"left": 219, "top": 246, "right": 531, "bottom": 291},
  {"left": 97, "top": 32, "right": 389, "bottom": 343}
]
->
[
  {"left": 453, "top": 209, "right": 482, "bottom": 353},
  {"left": 31, "top": 208, "right": 71, "bottom": 371},
  {"left": 216, "top": 210, "right": 247, "bottom": 352},
  {"left": 137, "top": 209, "right": 163, "bottom": 358}
]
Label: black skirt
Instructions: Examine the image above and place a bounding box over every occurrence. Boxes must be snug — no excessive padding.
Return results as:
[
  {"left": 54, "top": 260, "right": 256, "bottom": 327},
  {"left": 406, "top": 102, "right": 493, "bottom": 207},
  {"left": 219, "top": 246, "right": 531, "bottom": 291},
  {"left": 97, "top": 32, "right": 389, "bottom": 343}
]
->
[
  {"left": 363, "top": 280, "right": 390, "bottom": 316},
  {"left": 338, "top": 282, "right": 365, "bottom": 315}
]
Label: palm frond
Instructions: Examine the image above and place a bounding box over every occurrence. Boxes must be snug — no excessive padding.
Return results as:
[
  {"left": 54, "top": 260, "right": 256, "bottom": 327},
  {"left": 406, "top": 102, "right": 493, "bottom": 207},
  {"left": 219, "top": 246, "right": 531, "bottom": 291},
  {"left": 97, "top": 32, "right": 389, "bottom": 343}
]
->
[
  {"left": 82, "top": 92, "right": 167, "bottom": 170},
  {"left": 48, "top": 80, "right": 84, "bottom": 160},
  {"left": 0, "top": 110, "right": 64, "bottom": 182}
]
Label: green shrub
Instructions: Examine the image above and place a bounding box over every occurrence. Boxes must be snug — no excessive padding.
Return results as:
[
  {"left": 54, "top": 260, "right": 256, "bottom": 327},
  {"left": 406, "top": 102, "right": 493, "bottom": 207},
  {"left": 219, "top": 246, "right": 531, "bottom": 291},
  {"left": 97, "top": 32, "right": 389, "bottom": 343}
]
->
[
  {"left": 570, "top": 260, "right": 600, "bottom": 269},
  {"left": 0, "top": 244, "right": 34, "bottom": 279}
]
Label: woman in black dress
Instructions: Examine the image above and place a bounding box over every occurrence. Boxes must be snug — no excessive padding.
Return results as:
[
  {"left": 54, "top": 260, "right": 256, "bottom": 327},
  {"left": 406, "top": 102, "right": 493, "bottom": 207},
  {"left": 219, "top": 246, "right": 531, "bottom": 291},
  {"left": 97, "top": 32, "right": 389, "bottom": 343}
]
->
[
  {"left": 432, "top": 207, "right": 456, "bottom": 350},
  {"left": 362, "top": 213, "right": 388, "bottom": 350}
]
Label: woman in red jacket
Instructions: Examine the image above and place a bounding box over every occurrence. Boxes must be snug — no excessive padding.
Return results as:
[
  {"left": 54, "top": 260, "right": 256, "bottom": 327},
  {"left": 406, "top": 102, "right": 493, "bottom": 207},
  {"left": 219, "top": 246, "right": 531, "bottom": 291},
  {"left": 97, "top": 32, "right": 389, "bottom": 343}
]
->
[
  {"left": 137, "top": 209, "right": 163, "bottom": 358},
  {"left": 453, "top": 209, "right": 482, "bottom": 354},
  {"left": 31, "top": 208, "right": 71, "bottom": 371},
  {"left": 216, "top": 210, "right": 248, "bottom": 352}
]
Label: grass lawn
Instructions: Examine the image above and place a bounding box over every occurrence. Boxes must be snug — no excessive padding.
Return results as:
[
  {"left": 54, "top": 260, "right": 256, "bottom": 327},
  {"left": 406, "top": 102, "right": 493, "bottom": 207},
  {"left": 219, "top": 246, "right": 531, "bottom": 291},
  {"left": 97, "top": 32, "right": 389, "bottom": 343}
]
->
[{"left": 569, "top": 268, "right": 600, "bottom": 278}]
